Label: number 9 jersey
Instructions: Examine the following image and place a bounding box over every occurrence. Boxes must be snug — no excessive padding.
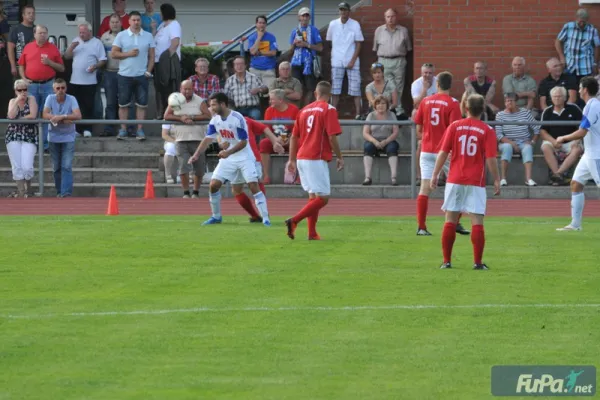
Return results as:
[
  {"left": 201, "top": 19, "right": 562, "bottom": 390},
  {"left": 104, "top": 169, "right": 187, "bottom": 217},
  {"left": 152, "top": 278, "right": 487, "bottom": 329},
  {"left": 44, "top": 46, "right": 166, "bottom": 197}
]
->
[{"left": 292, "top": 100, "right": 342, "bottom": 161}]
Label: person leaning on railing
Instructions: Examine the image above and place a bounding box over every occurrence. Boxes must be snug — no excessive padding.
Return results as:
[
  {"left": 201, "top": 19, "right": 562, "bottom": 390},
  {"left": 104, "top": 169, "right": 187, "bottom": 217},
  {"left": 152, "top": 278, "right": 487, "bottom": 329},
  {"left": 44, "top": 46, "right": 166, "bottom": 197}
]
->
[{"left": 5, "top": 79, "right": 38, "bottom": 198}]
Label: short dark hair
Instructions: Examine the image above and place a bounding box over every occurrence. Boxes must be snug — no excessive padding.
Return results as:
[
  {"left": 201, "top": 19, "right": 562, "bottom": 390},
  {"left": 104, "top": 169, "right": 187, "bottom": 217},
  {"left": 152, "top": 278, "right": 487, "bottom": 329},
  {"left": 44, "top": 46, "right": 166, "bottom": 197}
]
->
[
  {"left": 233, "top": 55, "right": 246, "bottom": 64},
  {"left": 54, "top": 78, "right": 67, "bottom": 85},
  {"left": 466, "top": 94, "right": 485, "bottom": 117},
  {"left": 160, "top": 3, "right": 176, "bottom": 20},
  {"left": 437, "top": 71, "right": 453, "bottom": 91},
  {"left": 209, "top": 92, "right": 230, "bottom": 106},
  {"left": 580, "top": 76, "right": 599, "bottom": 96},
  {"left": 316, "top": 81, "right": 332, "bottom": 97},
  {"left": 504, "top": 92, "right": 518, "bottom": 101},
  {"left": 129, "top": 10, "right": 141, "bottom": 18},
  {"left": 22, "top": 4, "right": 35, "bottom": 13},
  {"left": 256, "top": 15, "right": 267, "bottom": 23}
]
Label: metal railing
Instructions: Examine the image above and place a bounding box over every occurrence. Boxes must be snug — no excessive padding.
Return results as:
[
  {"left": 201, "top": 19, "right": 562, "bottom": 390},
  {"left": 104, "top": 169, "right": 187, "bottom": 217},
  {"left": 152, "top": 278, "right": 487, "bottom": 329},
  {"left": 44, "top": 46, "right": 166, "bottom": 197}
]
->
[{"left": 3, "top": 118, "right": 582, "bottom": 199}]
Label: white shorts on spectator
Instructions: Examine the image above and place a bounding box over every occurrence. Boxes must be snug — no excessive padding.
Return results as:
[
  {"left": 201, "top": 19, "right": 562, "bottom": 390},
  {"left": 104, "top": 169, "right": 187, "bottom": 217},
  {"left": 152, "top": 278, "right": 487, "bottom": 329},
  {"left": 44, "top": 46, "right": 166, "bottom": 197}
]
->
[
  {"left": 297, "top": 159, "right": 331, "bottom": 196},
  {"left": 442, "top": 183, "right": 487, "bottom": 215},
  {"left": 420, "top": 152, "right": 450, "bottom": 181}
]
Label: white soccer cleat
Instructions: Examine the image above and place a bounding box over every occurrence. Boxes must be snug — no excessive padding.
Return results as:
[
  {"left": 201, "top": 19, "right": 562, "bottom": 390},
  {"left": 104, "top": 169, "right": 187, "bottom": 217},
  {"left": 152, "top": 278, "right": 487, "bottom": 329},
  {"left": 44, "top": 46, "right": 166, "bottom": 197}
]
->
[{"left": 556, "top": 225, "right": 582, "bottom": 231}]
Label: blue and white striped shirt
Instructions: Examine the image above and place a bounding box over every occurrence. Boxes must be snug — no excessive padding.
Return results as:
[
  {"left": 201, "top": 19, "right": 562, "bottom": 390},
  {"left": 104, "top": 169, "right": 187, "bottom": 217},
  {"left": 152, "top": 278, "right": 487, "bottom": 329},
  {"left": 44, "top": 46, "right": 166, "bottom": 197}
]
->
[
  {"left": 495, "top": 108, "right": 540, "bottom": 143},
  {"left": 557, "top": 22, "right": 600, "bottom": 76}
]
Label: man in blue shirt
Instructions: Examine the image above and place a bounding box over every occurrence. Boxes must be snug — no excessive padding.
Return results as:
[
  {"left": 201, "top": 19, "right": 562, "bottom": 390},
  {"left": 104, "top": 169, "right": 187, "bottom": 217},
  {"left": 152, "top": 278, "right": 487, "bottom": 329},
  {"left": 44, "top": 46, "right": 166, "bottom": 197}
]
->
[
  {"left": 290, "top": 7, "right": 323, "bottom": 105},
  {"left": 248, "top": 15, "right": 278, "bottom": 91}
]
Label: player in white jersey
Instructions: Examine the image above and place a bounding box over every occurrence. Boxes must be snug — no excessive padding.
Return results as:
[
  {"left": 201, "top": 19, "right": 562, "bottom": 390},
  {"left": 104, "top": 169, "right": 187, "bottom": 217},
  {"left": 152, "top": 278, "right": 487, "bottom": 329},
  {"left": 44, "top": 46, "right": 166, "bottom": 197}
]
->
[
  {"left": 555, "top": 76, "right": 600, "bottom": 231},
  {"left": 189, "top": 92, "right": 271, "bottom": 226}
]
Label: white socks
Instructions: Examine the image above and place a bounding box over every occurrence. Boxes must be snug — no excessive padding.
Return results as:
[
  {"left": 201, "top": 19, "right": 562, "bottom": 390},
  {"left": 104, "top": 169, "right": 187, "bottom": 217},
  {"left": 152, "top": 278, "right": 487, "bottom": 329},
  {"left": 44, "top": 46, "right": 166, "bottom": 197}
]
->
[
  {"left": 571, "top": 192, "right": 584, "bottom": 228},
  {"left": 209, "top": 191, "right": 222, "bottom": 219},
  {"left": 253, "top": 191, "right": 269, "bottom": 221}
]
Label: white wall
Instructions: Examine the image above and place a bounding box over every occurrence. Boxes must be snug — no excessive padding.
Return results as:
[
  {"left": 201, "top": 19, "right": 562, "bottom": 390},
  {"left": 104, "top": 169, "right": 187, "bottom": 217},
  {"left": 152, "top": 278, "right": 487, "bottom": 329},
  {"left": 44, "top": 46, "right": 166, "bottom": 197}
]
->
[{"left": 32, "top": 0, "right": 343, "bottom": 50}]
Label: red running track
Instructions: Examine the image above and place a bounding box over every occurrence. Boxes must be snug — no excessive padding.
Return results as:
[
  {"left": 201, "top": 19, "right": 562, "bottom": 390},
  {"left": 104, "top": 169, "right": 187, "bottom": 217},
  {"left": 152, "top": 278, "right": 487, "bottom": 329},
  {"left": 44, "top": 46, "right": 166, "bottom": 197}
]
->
[{"left": 0, "top": 198, "right": 598, "bottom": 217}]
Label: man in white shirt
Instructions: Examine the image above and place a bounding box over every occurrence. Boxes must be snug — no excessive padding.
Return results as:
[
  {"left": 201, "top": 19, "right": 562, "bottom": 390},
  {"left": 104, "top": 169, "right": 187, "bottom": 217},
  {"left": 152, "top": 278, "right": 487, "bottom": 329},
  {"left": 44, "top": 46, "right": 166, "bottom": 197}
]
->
[
  {"left": 326, "top": 2, "right": 364, "bottom": 119},
  {"left": 556, "top": 76, "right": 600, "bottom": 231},
  {"left": 64, "top": 23, "right": 107, "bottom": 137}
]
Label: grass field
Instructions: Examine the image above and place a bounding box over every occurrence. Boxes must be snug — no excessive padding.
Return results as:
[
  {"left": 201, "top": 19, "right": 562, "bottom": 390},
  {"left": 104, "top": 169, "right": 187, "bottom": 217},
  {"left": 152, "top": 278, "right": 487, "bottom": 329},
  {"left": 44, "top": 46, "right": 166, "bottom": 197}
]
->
[{"left": 1, "top": 215, "right": 599, "bottom": 400}]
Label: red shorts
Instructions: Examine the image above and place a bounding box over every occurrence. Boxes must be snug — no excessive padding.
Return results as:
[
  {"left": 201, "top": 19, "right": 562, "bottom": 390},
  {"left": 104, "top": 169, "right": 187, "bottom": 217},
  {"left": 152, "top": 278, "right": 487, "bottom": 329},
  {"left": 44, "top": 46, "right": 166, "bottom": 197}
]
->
[{"left": 259, "top": 137, "right": 289, "bottom": 154}]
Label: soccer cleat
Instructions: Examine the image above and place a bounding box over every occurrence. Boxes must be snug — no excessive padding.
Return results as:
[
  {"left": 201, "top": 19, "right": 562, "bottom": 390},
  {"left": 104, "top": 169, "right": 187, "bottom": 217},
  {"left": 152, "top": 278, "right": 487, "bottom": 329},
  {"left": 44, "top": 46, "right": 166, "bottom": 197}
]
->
[
  {"left": 263, "top": 219, "right": 271, "bottom": 227},
  {"left": 556, "top": 224, "right": 582, "bottom": 231},
  {"left": 308, "top": 234, "right": 321, "bottom": 241},
  {"left": 249, "top": 216, "right": 263, "bottom": 223},
  {"left": 455, "top": 223, "right": 470, "bottom": 235},
  {"left": 202, "top": 216, "right": 222, "bottom": 226},
  {"left": 440, "top": 262, "right": 452, "bottom": 269},
  {"left": 416, "top": 228, "right": 432, "bottom": 236},
  {"left": 473, "top": 263, "right": 489, "bottom": 270},
  {"left": 285, "top": 218, "right": 297, "bottom": 240}
]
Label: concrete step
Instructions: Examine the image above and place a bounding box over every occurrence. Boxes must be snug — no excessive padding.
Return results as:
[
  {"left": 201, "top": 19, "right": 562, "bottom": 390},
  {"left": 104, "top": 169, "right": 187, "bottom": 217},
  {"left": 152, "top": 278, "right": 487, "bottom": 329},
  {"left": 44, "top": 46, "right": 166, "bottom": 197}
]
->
[
  {"left": 0, "top": 152, "right": 160, "bottom": 169},
  {"left": 0, "top": 168, "right": 162, "bottom": 184}
]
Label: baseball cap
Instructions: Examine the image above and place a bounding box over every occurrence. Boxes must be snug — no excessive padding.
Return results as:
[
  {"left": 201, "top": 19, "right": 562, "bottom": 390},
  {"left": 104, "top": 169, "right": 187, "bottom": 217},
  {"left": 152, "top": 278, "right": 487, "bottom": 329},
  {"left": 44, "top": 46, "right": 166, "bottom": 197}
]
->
[
  {"left": 298, "top": 7, "right": 310, "bottom": 16},
  {"left": 338, "top": 2, "right": 351, "bottom": 10}
]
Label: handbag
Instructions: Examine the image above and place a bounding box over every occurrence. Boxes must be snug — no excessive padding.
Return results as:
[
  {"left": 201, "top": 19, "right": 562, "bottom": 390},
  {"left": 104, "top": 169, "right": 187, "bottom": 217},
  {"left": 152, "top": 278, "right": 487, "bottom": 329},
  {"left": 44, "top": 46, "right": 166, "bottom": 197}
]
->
[{"left": 312, "top": 53, "right": 322, "bottom": 79}]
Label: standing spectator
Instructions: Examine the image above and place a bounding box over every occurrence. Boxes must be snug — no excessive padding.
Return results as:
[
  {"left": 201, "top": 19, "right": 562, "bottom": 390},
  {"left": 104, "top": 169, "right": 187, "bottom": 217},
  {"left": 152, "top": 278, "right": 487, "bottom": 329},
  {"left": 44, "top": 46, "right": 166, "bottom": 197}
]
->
[
  {"left": 495, "top": 92, "right": 540, "bottom": 187},
  {"left": 8, "top": 5, "right": 35, "bottom": 79},
  {"left": 42, "top": 79, "right": 81, "bottom": 198},
  {"left": 362, "top": 96, "right": 399, "bottom": 186},
  {"left": 248, "top": 15, "right": 278, "bottom": 90},
  {"left": 290, "top": 7, "right": 323, "bottom": 106},
  {"left": 502, "top": 57, "right": 538, "bottom": 113},
  {"left": 142, "top": 0, "right": 161, "bottom": 35},
  {"left": 538, "top": 57, "right": 578, "bottom": 109},
  {"left": 0, "top": 4, "right": 9, "bottom": 43},
  {"left": 99, "top": 0, "right": 129, "bottom": 37},
  {"left": 411, "top": 63, "right": 437, "bottom": 184},
  {"left": 365, "top": 62, "right": 397, "bottom": 112},
  {"left": 539, "top": 86, "right": 583, "bottom": 185},
  {"left": 189, "top": 57, "right": 221, "bottom": 98},
  {"left": 555, "top": 8, "right": 600, "bottom": 84},
  {"left": 5, "top": 79, "right": 37, "bottom": 198},
  {"left": 372, "top": 8, "right": 411, "bottom": 119},
  {"left": 268, "top": 61, "right": 302, "bottom": 108},
  {"left": 100, "top": 14, "right": 123, "bottom": 136},
  {"left": 326, "top": 2, "right": 364, "bottom": 119},
  {"left": 463, "top": 61, "right": 499, "bottom": 119},
  {"left": 153, "top": 3, "right": 181, "bottom": 119},
  {"left": 18, "top": 25, "right": 64, "bottom": 152},
  {"left": 64, "top": 23, "right": 107, "bottom": 138},
  {"left": 223, "top": 55, "right": 266, "bottom": 120},
  {"left": 111, "top": 11, "right": 155, "bottom": 140},
  {"left": 0, "top": 4, "right": 12, "bottom": 119},
  {"left": 259, "top": 89, "right": 299, "bottom": 184}
]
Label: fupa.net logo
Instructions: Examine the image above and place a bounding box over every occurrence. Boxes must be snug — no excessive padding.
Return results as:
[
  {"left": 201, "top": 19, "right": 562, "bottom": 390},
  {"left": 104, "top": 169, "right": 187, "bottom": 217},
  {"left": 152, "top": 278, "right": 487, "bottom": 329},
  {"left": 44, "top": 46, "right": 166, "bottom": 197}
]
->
[{"left": 491, "top": 365, "right": 596, "bottom": 397}]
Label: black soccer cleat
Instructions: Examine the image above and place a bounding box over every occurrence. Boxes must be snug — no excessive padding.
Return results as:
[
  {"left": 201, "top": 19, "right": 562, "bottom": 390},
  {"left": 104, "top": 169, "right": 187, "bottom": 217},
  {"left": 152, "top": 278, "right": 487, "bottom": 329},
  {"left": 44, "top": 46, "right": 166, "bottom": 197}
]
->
[
  {"left": 416, "top": 228, "right": 432, "bottom": 236},
  {"left": 455, "top": 223, "right": 470, "bottom": 235},
  {"left": 440, "top": 262, "right": 452, "bottom": 269},
  {"left": 473, "top": 263, "right": 489, "bottom": 270},
  {"left": 285, "top": 218, "right": 297, "bottom": 240},
  {"left": 249, "top": 216, "right": 263, "bottom": 223}
]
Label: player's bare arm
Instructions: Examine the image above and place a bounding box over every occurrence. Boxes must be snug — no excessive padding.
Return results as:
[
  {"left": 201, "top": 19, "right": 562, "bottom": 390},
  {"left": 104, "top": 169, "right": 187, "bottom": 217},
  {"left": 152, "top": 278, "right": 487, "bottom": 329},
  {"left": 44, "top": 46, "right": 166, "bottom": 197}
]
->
[
  {"left": 486, "top": 157, "right": 501, "bottom": 195},
  {"left": 189, "top": 136, "right": 214, "bottom": 163},
  {"left": 286, "top": 135, "right": 299, "bottom": 173},
  {"left": 557, "top": 127, "right": 589, "bottom": 144},
  {"left": 329, "top": 135, "right": 344, "bottom": 171},
  {"left": 263, "top": 127, "right": 285, "bottom": 154},
  {"left": 219, "top": 140, "right": 247, "bottom": 159},
  {"left": 430, "top": 151, "right": 449, "bottom": 189}
]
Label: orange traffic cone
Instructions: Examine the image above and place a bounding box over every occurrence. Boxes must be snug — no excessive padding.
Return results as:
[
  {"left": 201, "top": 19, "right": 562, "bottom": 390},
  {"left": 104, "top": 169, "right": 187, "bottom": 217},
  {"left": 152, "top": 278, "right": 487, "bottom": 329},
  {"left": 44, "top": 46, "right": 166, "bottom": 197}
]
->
[
  {"left": 143, "top": 170, "right": 155, "bottom": 199},
  {"left": 106, "top": 185, "right": 119, "bottom": 216}
]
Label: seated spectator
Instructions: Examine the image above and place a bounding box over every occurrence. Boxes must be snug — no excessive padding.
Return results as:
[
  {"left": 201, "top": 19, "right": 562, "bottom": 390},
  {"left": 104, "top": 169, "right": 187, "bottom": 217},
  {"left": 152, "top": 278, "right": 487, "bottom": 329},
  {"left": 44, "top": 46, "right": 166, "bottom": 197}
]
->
[
  {"left": 268, "top": 62, "right": 302, "bottom": 108},
  {"left": 538, "top": 57, "right": 577, "bottom": 109},
  {"left": 259, "top": 89, "right": 299, "bottom": 184},
  {"left": 141, "top": 0, "right": 161, "bottom": 35},
  {"left": 362, "top": 95, "right": 399, "bottom": 186},
  {"left": 539, "top": 86, "right": 583, "bottom": 185},
  {"left": 365, "top": 62, "right": 397, "bottom": 113},
  {"left": 42, "top": 79, "right": 82, "bottom": 198},
  {"left": 189, "top": 57, "right": 220, "bottom": 98},
  {"left": 502, "top": 57, "right": 538, "bottom": 115},
  {"left": 5, "top": 79, "right": 38, "bottom": 198},
  {"left": 463, "top": 61, "right": 499, "bottom": 119},
  {"left": 289, "top": 7, "right": 323, "bottom": 105},
  {"left": 495, "top": 92, "right": 540, "bottom": 186},
  {"left": 248, "top": 15, "right": 278, "bottom": 90},
  {"left": 223, "top": 55, "right": 266, "bottom": 120}
]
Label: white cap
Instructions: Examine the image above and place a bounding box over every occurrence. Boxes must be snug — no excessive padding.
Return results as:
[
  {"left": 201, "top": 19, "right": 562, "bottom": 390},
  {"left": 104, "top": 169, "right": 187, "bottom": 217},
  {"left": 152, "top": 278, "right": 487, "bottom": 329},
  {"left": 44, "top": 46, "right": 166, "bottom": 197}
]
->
[{"left": 298, "top": 7, "right": 310, "bottom": 16}]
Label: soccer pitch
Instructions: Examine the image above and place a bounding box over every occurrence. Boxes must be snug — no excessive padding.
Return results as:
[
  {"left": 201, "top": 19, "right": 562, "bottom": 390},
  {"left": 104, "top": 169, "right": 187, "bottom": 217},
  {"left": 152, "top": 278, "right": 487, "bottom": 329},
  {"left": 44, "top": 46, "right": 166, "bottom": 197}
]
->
[{"left": 1, "top": 215, "right": 599, "bottom": 400}]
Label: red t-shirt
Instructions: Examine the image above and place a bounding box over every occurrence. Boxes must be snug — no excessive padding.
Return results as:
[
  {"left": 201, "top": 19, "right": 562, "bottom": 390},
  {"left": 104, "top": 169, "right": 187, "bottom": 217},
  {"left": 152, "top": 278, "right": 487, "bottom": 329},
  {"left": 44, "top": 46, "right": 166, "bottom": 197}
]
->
[
  {"left": 245, "top": 117, "right": 268, "bottom": 162},
  {"left": 292, "top": 100, "right": 342, "bottom": 161},
  {"left": 18, "top": 41, "right": 63, "bottom": 81},
  {"left": 441, "top": 118, "right": 498, "bottom": 187},
  {"left": 414, "top": 93, "right": 462, "bottom": 153},
  {"left": 98, "top": 13, "right": 130, "bottom": 37},
  {"left": 264, "top": 104, "right": 299, "bottom": 145}
]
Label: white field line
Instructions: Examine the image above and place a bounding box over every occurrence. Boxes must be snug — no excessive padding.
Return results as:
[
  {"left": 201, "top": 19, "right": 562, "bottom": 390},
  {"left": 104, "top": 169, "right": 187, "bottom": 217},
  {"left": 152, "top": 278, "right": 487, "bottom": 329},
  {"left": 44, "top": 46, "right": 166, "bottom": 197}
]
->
[{"left": 2, "top": 303, "right": 599, "bottom": 320}]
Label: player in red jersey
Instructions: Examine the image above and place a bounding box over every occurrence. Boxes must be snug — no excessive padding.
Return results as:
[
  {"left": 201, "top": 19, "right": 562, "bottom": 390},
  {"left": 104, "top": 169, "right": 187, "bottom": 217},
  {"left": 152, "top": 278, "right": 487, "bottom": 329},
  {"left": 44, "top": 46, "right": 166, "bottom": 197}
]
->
[
  {"left": 430, "top": 94, "right": 500, "bottom": 270},
  {"left": 285, "top": 81, "right": 344, "bottom": 240},
  {"left": 413, "top": 71, "right": 469, "bottom": 236},
  {"left": 219, "top": 116, "right": 284, "bottom": 222}
]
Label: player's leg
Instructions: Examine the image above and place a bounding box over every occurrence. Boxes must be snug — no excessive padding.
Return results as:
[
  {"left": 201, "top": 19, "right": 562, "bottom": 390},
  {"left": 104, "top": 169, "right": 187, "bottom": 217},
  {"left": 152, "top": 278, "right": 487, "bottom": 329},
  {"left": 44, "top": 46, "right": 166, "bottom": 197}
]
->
[
  {"left": 464, "top": 185, "right": 488, "bottom": 269},
  {"left": 440, "top": 183, "right": 466, "bottom": 268},
  {"left": 231, "top": 181, "right": 261, "bottom": 222},
  {"left": 256, "top": 161, "right": 266, "bottom": 195},
  {"left": 442, "top": 160, "right": 470, "bottom": 236},
  {"left": 203, "top": 160, "right": 234, "bottom": 225},
  {"left": 558, "top": 156, "right": 594, "bottom": 231},
  {"left": 242, "top": 159, "right": 271, "bottom": 226},
  {"left": 416, "top": 152, "right": 435, "bottom": 235}
]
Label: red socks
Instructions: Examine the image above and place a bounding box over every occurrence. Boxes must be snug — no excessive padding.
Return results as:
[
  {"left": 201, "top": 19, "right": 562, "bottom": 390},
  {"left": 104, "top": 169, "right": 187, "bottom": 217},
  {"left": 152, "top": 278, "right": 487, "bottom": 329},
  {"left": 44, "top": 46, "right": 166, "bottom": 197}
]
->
[
  {"left": 258, "top": 182, "right": 266, "bottom": 194},
  {"left": 235, "top": 193, "right": 259, "bottom": 219},
  {"left": 442, "top": 222, "right": 457, "bottom": 263},
  {"left": 471, "top": 224, "right": 485, "bottom": 264},
  {"left": 292, "top": 197, "right": 326, "bottom": 224},
  {"left": 307, "top": 199, "right": 320, "bottom": 237},
  {"left": 417, "top": 195, "right": 429, "bottom": 230}
]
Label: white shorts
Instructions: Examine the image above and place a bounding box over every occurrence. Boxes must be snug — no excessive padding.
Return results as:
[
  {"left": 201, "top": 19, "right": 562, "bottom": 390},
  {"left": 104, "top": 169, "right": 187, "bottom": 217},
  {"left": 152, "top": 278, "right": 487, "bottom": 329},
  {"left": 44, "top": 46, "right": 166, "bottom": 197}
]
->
[
  {"left": 441, "top": 183, "right": 487, "bottom": 215},
  {"left": 164, "top": 141, "right": 177, "bottom": 157},
  {"left": 420, "top": 152, "right": 449, "bottom": 180},
  {"left": 541, "top": 140, "right": 580, "bottom": 154},
  {"left": 572, "top": 155, "right": 600, "bottom": 187},
  {"left": 212, "top": 158, "right": 259, "bottom": 184},
  {"left": 297, "top": 159, "right": 331, "bottom": 196},
  {"left": 231, "top": 161, "right": 263, "bottom": 184}
]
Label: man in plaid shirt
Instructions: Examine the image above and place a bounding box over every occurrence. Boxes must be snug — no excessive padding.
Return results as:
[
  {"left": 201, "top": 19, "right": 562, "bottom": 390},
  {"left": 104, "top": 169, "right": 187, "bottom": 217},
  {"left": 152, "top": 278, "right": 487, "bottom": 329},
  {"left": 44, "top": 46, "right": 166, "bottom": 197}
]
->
[
  {"left": 555, "top": 8, "right": 600, "bottom": 83},
  {"left": 188, "top": 57, "right": 221, "bottom": 99},
  {"left": 224, "top": 55, "right": 267, "bottom": 120}
]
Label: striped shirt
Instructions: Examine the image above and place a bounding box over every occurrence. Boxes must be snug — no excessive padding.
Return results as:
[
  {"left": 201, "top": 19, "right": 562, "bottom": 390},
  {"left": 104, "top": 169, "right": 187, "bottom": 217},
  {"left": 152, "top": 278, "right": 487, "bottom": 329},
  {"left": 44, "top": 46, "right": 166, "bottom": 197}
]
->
[
  {"left": 495, "top": 108, "right": 540, "bottom": 142},
  {"left": 557, "top": 22, "right": 600, "bottom": 76}
]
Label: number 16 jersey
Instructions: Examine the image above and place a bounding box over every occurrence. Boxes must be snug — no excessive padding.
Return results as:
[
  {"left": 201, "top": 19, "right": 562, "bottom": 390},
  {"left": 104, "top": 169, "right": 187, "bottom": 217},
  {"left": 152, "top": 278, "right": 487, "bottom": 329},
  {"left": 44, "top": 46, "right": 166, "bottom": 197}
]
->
[
  {"left": 292, "top": 100, "right": 342, "bottom": 161},
  {"left": 414, "top": 93, "right": 462, "bottom": 153}
]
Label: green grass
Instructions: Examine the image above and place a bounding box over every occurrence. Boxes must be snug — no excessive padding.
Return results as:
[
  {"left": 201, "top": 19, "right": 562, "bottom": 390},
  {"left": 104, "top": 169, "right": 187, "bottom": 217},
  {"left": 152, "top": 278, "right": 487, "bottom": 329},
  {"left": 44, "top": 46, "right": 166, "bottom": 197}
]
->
[{"left": 0, "top": 216, "right": 599, "bottom": 400}]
